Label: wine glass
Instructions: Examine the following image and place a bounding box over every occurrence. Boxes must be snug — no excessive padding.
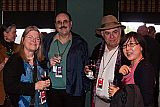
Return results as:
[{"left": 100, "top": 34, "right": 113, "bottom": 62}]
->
[
  {"left": 53, "top": 53, "right": 62, "bottom": 65},
  {"left": 108, "top": 79, "right": 117, "bottom": 100},
  {"left": 86, "top": 59, "right": 96, "bottom": 80},
  {"left": 41, "top": 69, "right": 50, "bottom": 90}
]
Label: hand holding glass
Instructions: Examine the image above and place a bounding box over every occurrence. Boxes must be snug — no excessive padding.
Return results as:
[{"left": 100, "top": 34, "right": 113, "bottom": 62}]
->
[
  {"left": 86, "top": 59, "right": 96, "bottom": 80},
  {"left": 108, "top": 79, "right": 118, "bottom": 100},
  {"left": 108, "top": 79, "right": 114, "bottom": 99},
  {"left": 108, "top": 79, "right": 114, "bottom": 87},
  {"left": 41, "top": 70, "right": 50, "bottom": 90},
  {"left": 54, "top": 53, "right": 62, "bottom": 64}
]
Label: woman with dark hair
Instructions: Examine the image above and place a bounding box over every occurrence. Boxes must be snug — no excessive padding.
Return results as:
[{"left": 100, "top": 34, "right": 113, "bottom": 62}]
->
[
  {"left": 109, "top": 32, "right": 155, "bottom": 107},
  {"left": 3, "top": 26, "right": 50, "bottom": 107},
  {"left": 0, "top": 24, "right": 19, "bottom": 106}
]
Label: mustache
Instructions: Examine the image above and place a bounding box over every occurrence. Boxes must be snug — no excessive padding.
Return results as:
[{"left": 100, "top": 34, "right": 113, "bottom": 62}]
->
[{"left": 59, "top": 26, "right": 67, "bottom": 29}]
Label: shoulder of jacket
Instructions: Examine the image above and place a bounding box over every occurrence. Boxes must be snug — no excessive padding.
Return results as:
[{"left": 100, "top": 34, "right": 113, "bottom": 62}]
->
[{"left": 43, "top": 32, "right": 56, "bottom": 40}]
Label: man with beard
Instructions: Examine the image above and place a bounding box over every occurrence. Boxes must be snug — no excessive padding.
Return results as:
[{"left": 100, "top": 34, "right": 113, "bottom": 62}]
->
[{"left": 42, "top": 11, "right": 90, "bottom": 107}]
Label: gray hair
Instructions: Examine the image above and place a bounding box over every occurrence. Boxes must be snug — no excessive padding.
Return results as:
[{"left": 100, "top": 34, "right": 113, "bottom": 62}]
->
[{"left": 5, "top": 24, "right": 16, "bottom": 33}]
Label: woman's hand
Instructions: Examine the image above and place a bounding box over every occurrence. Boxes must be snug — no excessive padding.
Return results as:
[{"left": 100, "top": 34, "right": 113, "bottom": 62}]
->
[
  {"left": 4, "top": 57, "right": 8, "bottom": 63},
  {"left": 108, "top": 86, "right": 120, "bottom": 97},
  {"left": 35, "top": 79, "right": 50, "bottom": 90},
  {"left": 119, "top": 65, "right": 131, "bottom": 75},
  {"left": 0, "top": 58, "right": 8, "bottom": 71},
  {"left": 0, "top": 62, "right": 5, "bottom": 71}
]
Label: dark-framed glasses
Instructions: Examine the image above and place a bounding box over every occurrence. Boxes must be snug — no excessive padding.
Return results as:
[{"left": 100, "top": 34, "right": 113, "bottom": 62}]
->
[{"left": 122, "top": 43, "right": 139, "bottom": 49}]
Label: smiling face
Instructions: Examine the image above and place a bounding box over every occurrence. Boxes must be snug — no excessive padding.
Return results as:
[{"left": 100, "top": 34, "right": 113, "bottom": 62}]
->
[
  {"left": 122, "top": 37, "right": 143, "bottom": 64},
  {"left": 23, "top": 30, "right": 41, "bottom": 53},
  {"left": 55, "top": 13, "right": 72, "bottom": 36}
]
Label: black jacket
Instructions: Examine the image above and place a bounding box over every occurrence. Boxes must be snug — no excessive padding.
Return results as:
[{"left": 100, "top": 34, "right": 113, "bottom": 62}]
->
[
  {"left": 3, "top": 53, "right": 35, "bottom": 106},
  {"left": 42, "top": 32, "right": 90, "bottom": 96},
  {"left": 134, "top": 59, "right": 155, "bottom": 107}
]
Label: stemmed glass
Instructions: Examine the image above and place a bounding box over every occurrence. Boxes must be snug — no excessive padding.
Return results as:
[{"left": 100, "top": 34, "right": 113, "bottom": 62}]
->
[
  {"left": 54, "top": 53, "right": 61, "bottom": 63},
  {"left": 41, "top": 69, "right": 50, "bottom": 90},
  {"left": 39, "top": 69, "right": 50, "bottom": 105},
  {"left": 108, "top": 79, "right": 114, "bottom": 100},
  {"left": 108, "top": 79, "right": 118, "bottom": 100},
  {"left": 86, "top": 59, "right": 96, "bottom": 80}
]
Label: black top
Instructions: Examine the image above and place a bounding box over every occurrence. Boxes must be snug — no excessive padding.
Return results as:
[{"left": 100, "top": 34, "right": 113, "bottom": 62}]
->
[{"left": 134, "top": 59, "right": 155, "bottom": 107}]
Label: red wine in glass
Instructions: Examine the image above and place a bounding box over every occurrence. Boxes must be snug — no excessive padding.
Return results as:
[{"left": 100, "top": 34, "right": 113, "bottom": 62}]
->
[
  {"left": 41, "top": 70, "right": 50, "bottom": 90},
  {"left": 88, "top": 60, "right": 96, "bottom": 71},
  {"left": 41, "top": 70, "right": 49, "bottom": 80},
  {"left": 41, "top": 76, "right": 50, "bottom": 81}
]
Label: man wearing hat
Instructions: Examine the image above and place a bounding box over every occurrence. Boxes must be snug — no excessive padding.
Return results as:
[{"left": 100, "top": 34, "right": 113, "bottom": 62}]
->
[{"left": 89, "top": 15, "right": 129, "bottom": 107}]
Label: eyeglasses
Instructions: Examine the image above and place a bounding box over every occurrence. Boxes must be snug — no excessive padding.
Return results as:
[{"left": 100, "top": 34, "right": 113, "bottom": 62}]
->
[
  {"left": 26, "top": 35, "right": 40, "bottom": 42},
  {"left": 55, "top": 20, "right": 70, "bottom": 26},
  {"left": 122, "top": 43, "right": 139, "bottom": 49}
]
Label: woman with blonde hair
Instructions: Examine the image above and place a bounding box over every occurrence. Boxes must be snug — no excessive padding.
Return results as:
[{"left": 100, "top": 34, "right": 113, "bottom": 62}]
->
[{"left": 3, "top": 26, "right": 50, "bottom": 107}]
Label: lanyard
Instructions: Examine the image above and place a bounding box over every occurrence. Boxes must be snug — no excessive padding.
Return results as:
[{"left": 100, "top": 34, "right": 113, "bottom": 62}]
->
[
  {"left": 100, "top": 48, "right": 118, "bottom": 77},
  {"left": 56, "top": 40, "right": 70, "bottom": 57}
]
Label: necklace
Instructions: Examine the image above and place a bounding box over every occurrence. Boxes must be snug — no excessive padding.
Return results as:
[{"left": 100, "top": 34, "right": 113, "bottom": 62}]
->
[{"left": 57, "top": 40, "right": 71, "bottom": 57}]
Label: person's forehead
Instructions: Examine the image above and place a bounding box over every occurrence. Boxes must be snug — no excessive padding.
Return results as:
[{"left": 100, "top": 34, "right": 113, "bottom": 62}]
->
[
  {"left": 56, "top": 13, "right": 69, "bottom": 21},
  {"left": 103, "top": 27, "right": 120, "bottom": 32},
  {"left": 125, "top": 37, "right": 136, "bottom": 43},
  {"left": 148, "top": 26, "right": 155, "bottom": 32},
  {"left": 27, "top": 30, "right": 39, "bottom": 35},
  {"left": 9, "top": 27, "right": 16, "bottom": 32},
  {"left": 138, "top": 26, "right": 148, "bottom": 31}
]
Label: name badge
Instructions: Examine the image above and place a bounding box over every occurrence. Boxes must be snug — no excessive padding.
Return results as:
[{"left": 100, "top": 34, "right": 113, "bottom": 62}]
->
[
  {"left": 39, "top": 90, "right": 46, "bottom": 104},
  {"left": 52, "top": 66, "right": 57, "bottom": 72},
  {"left": 97, "top": 78, "right": 104, "bottom": 89},
  {"left": 55, "top": 66, "right": 63, "bottom": 78}
]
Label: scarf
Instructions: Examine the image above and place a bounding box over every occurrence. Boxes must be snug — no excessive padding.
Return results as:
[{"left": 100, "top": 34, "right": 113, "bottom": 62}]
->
[{"left": 91, "top": 41, "right": 122, "bottom": 107}]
